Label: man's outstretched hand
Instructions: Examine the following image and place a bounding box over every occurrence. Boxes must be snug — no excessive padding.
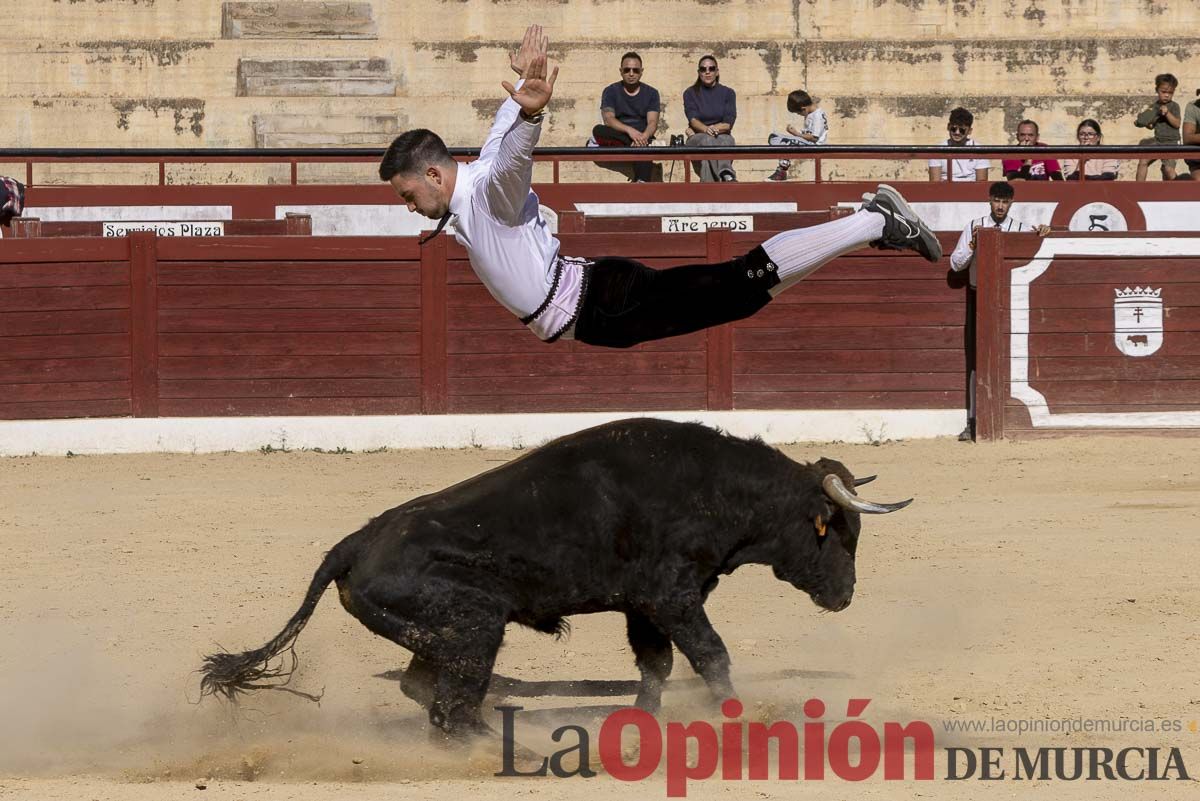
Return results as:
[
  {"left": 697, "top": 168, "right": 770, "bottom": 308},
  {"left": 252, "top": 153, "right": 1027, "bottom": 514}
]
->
[{"left": 502, "top": 25, "right": 558, "bottom": 116}]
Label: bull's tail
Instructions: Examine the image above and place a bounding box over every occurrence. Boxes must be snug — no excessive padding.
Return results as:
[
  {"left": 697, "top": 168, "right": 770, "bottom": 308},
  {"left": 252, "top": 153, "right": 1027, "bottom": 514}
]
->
[{"left": 199, "top": 533, "right": 361, "bottom": 704}]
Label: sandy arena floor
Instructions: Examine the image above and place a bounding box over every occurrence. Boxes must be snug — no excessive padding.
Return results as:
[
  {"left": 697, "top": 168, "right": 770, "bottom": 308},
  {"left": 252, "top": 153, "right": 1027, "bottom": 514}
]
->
[{"left": 1, "top": 433, "right": 1198, "bottom": 800}]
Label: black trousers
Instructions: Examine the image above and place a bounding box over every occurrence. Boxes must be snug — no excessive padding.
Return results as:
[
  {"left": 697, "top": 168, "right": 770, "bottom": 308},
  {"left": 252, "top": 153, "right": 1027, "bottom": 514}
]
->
[
  {"left": 964, "top": 286, "right": 976, "bottom": 421},
  {"left": 592, "top": 124, "right": 654, "bottom": 182},
  {"left": 573, "top": 247, "right": 780, "bottom": 349}
]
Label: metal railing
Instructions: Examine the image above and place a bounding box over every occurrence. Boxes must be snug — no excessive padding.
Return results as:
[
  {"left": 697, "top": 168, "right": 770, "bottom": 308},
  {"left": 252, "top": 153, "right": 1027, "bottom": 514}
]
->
[{"left": 2, "top": 145, "right": 1196, "bottom": 186}]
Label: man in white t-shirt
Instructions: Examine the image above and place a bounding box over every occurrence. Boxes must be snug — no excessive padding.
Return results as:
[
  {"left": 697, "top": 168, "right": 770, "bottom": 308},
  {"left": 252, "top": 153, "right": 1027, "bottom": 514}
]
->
[{"left": 928, "top": 107, "right": 989, "bottom": 182}]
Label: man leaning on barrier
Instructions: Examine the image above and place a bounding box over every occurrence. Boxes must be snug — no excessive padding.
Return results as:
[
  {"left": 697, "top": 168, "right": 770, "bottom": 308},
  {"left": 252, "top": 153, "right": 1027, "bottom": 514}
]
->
[
  {"left": 379, "top": 25, "right": 943, "bottom": 349},
  {"left": 0, "top": 175, "right": 25, "bottom": 235}
]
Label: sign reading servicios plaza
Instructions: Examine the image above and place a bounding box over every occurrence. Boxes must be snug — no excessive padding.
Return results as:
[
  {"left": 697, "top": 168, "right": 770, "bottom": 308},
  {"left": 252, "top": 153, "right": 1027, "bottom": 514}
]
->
[{"left": 102, "top": 221, "right": 225, "bottom": 237}]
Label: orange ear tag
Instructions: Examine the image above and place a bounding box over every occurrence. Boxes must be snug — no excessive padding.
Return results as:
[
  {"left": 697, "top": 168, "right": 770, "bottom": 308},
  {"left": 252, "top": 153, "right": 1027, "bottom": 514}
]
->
[{"left": 815, "top": 515, "right": 826, "bottom": 537}]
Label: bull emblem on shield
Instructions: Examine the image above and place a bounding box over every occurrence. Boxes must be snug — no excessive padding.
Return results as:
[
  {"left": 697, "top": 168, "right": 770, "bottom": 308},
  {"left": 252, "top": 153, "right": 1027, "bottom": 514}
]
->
[{"left": 1113, "top": 287, "right": 1163, "bottom": 357}]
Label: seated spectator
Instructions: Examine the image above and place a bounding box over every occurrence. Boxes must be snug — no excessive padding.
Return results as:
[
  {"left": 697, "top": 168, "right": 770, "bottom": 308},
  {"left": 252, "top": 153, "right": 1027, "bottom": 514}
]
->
[
  {"left": 1183, "top": 89, "right": 1200, "bottom": 179},
  {"left": 1002, "top": 119, "right": 1063, "bottom": 181},
  {"left": 683, "top": 55, "right": 737, "bottom": 182},
  {"left": 592, "top": 51, "right": 661, "bottom": 183},
  {"left": 765, "top": 89, "right": 827, "bottom": 182},
  {"left": 0, "top": 175, "right": 25, "bottom": 234},
  {"left": 1062, "top": 119, "right": 1121, "bottom": 180},
  {"left": 928, "top": 106, "right": 988, "bottom": 182},
  {"left": 1135, "top": 73, "right": 1181, "bottom": 181}
]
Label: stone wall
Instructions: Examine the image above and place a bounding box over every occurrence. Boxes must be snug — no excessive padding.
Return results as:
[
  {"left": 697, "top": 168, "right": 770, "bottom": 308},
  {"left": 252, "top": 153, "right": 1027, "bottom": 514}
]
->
[{"left": 1, "top": 0, "right": 1198, "bottom": 182}]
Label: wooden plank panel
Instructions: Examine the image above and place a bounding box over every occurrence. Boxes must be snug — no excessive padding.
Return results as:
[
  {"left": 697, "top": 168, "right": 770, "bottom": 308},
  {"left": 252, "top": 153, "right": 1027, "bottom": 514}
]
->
[
  {"left": 159, "top": 332, "right": 420, "bottom": 356},
  {"left": 1028, "top": 282, "right": 1200, "bottom": 309},
  {"left": 1005, "top": 259, "right": 1200, "bottom": 285},
  {"left": 735, "top": 326, "right": 962, "bottom": 351},
  {"left": 159, "top": 285, "right": 419, "bottom": 309},
  {"left": 767, "top": 279, "right": 964, "bottom": 304},
  {"left": 446, "top": 393, "right": 706, "bottom": 413},
  {"left": 0, "top": 238, "right": 128, "bottom": 264},
  {"left": 448, "top": 352, "right": 704, "bottom": 377},
  {"left": 159, "top": 263, "right": 420, "bottom": 286},
  {"left": 732, "top": 302, "right": 965, "bottom": 328},
  {"left": 1027, "top": 356, "right": 1200, "bottom": 380},
  {"left": 158, "top": 308, "right": 421, "bottom": 333},
  {"left": 447, "top": 305, "right": 545, "bottom": 331},
  {"left": 159, "top": 397, "right": 423, "bottom": 416},
  {"left": 1027, "top": 331, "right": 1200, "bottom": 357},
  {"left": 0, "top": 333, "right": 129, "bottom": 359},
  {"left": 1006, "top": 399, "right": 1200, "bottom": 413},
  {"left": 449, "top": 373, "right": 708, "bottom": 396},
  {"left": 0, "top": 399, "right": 131, "bottom": 420},
  {"left": 0, "top": 310, "right": 129, "bottom": 337},
  {"left": 160, "top": 378, "right": 419, "bottom": 399},
  {"left": 736, "top": 372, "right": 963, "bottom": 392},
  {"left": 0, "top": 381, "right": 130, "bottom": 403},
  {"left": 155, "top": 236, "right": 420, "bottom": 262},
  {"left": 737, "top": 349, "right": 962, "bottom": 374},
  {"left": 734, "top": 390, "right": 959, "bottom": 409},
  {"left": 0, "top": 263, "right": 128, "bottom": 289},
  {"left": 0, "top": 286, "right": 129, "bottom": 312},
  {"left": 159, "top": 355, "right": 421, "bottom": 380},
  {"left": 1018, "top": 308, "right": 1200, "bottom": 332},
  {"left": 447, "top": 329, "right": 706, "bottom": 354},
  {"left": 0, "top": 357, "right": 129, "bottom": 383}
]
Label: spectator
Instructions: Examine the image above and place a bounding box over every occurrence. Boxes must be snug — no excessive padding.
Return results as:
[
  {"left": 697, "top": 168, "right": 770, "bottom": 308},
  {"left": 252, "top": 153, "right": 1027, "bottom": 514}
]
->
[
  {"left": 928, "top": 107, "right": 988, "bottom": 182},
  {"left": 1002, "top": 119, "right": 1063, "bottom": 181},
  {"left": 683, "top": 55, "right": 737, "bottom": 182},
  {"left": 1182, "top": 89, "right": 1200, "bottom": 179},
  {"left": 950, "top": 182, "right": 1051, "bottom": 441},
  {"left": 0, "top": 175, "right": 25, "bottom": 235},
  {"left": 765, "top": 89, "right": 827, "bottom": 182},
  {"left": 592, "top": 51, "right": 661, "bottom": 183},
  {"left": 1135, "top": 73, "right": 1181, "bottom": 181},
  {"left": 1062, "top": 119, "right": 1121, "bottom": 180}
]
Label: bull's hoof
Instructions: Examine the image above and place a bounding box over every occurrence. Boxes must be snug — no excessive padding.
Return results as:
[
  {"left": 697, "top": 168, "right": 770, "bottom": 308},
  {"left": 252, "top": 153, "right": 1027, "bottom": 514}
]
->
[{"left": 634, "top": 691, "right": 662, "bottom": 714}]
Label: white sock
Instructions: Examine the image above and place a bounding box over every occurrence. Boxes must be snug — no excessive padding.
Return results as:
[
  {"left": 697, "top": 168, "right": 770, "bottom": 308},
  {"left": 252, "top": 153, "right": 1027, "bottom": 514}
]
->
[{"left": 762, "top": 210, "right": 885, "bottom": 295}]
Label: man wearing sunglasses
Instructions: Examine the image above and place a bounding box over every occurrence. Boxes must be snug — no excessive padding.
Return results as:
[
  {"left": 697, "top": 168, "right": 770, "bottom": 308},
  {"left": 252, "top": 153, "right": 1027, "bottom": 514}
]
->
[
  {"left": 928, "top": 107, "right": 989, "bottom": 182},
  {"left": 591, "top": 52, "right": 661, "bottom": 182}
]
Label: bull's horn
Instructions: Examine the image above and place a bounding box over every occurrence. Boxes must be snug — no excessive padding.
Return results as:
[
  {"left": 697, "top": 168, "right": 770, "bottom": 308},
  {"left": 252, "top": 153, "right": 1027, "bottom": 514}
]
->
[
  {"left": 853, "top": 475, "right": 876, "bottom": 487},
  {"left": 822, "top": 474, "right": 913, "bottom": 514}
]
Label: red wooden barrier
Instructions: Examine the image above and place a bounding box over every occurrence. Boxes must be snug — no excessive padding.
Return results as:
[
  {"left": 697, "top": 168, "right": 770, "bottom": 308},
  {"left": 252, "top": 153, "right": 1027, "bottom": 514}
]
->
[
  {"left": 0, "top": 232, "right": 964, "bottom": 420},
  {"left": 975, "top": 231, "right": 1200, "bottom": 439}
]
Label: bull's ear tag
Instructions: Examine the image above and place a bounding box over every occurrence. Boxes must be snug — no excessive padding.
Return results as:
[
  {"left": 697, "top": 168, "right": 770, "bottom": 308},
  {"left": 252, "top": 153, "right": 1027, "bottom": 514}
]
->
[{"left": 814, "top": 515, "right": 827, "bottom": 537}]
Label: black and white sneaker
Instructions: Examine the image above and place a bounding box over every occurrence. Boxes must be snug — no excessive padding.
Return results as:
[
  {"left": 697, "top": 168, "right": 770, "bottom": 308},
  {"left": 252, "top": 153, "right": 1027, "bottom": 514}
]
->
[{"left": 861, "top": 183, "right": 942, "bottom": 262}]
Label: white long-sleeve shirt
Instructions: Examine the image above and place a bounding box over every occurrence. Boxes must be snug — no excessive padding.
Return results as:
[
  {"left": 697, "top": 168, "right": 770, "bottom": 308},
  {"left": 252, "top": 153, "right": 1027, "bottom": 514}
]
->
[
  {"left": 447, "top": 91, "right": 585, "bottom": 341},
  {"left": 950, "top": 214, "right": 1029, "bottom": 287}
]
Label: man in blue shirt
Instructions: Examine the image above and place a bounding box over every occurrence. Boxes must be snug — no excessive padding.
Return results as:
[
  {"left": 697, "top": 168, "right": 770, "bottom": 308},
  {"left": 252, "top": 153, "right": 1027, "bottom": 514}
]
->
[{"left": 592, "top": 52, "right": 661, "bottom": 182}]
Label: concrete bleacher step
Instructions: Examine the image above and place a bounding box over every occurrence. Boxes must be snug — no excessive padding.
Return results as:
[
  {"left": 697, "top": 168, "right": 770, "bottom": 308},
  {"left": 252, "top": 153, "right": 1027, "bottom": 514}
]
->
[
  {"left": 236, "top": 58, "right": 396, "bottom": 97},
  {"left": 253, "top": 113, "right": 400, "bottom": 148},
  {"left": 222, "top": 1, "right": 377, "bottom": 39}
]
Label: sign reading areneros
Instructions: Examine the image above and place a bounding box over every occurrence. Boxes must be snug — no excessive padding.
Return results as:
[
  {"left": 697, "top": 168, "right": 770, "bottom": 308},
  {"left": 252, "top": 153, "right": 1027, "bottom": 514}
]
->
[
  {"left": 102, "top": 221, "right": 225, "bottom": 237},
  {"left": 661, "top": 215, "right": 753, "bottom": 233}
]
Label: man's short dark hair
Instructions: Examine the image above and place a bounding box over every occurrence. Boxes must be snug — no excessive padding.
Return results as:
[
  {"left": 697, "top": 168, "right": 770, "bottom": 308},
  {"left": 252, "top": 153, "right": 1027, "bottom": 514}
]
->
[
  {"left": 787, "top": 90, "right": 813, "bottom": 114},
  {"left": 989, "top": 181, "right": 1015, "bottom": 200},
  {"left": 379, "top": 129, "right": 454, "bottom": 182},
  {"left": 948, "top": 107, "right": 973, "bottom": 127},
  {"left": 1017, "top": 118, "right": 1039, "bottom": 135},
  {"left": 621, "top": 51, "right": 642, "bottom": 65},
  {"left": 1155, "top": 73, "right": 1178, "bottom": 90}
]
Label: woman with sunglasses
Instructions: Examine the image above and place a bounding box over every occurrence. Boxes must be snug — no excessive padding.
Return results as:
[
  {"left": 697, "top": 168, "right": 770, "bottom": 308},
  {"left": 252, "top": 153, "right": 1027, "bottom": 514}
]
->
[
  {"left": 1062, "top": 119, "right": 1120, "bottom": 181},
  {"left": 683, "top": 55, "right": 738, "bottom": 181}
]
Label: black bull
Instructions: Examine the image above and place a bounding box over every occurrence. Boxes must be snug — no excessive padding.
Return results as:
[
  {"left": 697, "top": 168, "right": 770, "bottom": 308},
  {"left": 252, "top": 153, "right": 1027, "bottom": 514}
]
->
[{"left": 201, "top": 418, "right": 911, "bottom": 737}]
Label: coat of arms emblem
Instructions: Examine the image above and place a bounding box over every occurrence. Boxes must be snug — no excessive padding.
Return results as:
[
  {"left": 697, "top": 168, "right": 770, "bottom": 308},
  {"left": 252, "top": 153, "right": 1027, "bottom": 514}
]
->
[{"left": 1113, "top": 286, "right": 1163, "bottom": 357}]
